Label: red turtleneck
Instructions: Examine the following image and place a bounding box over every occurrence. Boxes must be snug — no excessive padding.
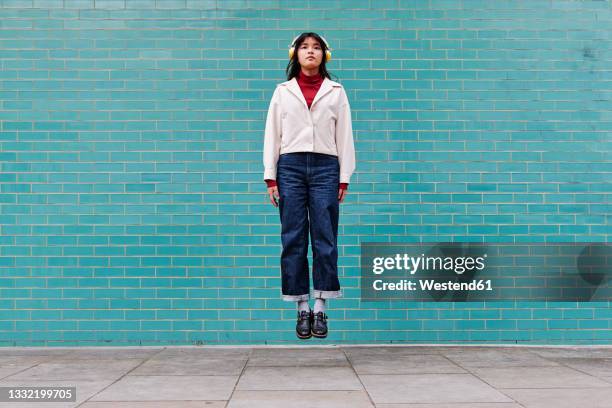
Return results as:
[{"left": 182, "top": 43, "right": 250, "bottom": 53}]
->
[
  {"left": 297, "top": 70, "right": 324, "bottom": 108},
  {"left": 265, "top": 71, "right": 349, "bottom": 191}
]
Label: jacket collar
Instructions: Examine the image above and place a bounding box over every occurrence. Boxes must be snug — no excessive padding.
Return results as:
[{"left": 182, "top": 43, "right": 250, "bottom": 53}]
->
[{"left": 283, "top": 76, "right": 340, "bottom": 109}]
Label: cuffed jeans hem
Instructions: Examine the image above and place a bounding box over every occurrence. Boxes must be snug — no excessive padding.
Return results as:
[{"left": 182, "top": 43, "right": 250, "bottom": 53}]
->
[
  {"left": 282, "top": 293, "right": 310, "bottom": 301},
  {"left": 313, "top": 289, "right": 343, "bottom": 299}
]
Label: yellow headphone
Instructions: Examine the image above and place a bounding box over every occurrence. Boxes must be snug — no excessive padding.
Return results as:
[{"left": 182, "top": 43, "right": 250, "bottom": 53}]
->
[{"left": 288, "top": 34, "right": 332, "bottom": 62}]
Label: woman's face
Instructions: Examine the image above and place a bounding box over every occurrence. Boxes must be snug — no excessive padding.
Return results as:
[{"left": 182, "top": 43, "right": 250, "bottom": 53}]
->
[{"left": 297, "top": 36, "right": 323, "bottom": 70}]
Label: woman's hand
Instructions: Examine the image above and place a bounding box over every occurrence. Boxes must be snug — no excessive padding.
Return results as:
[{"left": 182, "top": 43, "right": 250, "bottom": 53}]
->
[
  {"left": 268, "top": 186, "right": 280, "bottom": 207},
  {"left": 338, "top": 188, "right": 348, "bottom": 203}
]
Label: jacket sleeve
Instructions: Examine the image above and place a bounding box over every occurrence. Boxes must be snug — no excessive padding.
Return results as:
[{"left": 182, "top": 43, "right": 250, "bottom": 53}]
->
[
  {"left": 263, "top": 86, "right": 282, "bottom": 181},
  {"left": 335, "top": 87, "right": 356, "bottom": 184}
]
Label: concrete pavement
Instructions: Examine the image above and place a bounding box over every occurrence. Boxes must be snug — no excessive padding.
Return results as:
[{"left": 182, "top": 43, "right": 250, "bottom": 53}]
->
[{"left": 2, "top": 345, "right": 612, "bottom": 407}]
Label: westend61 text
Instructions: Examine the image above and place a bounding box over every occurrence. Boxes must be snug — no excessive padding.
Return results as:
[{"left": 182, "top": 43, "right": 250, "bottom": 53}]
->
[{"left": 373, "top": 279, "right": 493, "bottom": 292}]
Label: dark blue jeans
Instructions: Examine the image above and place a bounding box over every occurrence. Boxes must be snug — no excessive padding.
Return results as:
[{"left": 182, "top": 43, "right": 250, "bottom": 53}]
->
[{"left": 276, "top": 152, "right": 343, "bottom": 301}]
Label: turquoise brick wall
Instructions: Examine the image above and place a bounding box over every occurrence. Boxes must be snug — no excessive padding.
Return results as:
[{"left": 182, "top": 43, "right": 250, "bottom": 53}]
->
[{"left": 0, "top": 0, "right": 610, "bottom": 346}]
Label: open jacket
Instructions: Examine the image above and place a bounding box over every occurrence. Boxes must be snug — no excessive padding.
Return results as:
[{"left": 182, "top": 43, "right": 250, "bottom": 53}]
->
[{"left": 263, "top": 76, "right": 356, "bottom": 184}]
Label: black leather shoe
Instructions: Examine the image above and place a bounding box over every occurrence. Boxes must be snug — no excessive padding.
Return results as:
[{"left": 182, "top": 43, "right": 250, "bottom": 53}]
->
[
  {"left": 311, "top": 311, "right": 328, "bottom": 338},
  {"left": 296, "top": 310, "right": 312, "bottom": 339}
]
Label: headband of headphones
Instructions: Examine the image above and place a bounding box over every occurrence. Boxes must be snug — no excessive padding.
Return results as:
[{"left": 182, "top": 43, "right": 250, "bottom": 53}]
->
[{"left": 288, "top": 33, "right": 332, "bottom": 62}]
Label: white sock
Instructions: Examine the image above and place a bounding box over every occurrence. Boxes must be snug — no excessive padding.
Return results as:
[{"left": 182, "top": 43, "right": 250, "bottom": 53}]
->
[
  {"left": 297, "top": 300, "right": 310, "bottom": 313},
  {"left": 314, "top": 298, "right": 326, "bottom": 314}
]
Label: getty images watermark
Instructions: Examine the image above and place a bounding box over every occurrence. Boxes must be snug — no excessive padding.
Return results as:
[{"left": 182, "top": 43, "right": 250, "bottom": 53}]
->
[
  {"left": 360, "top": 242, "right": 612, "bottom": 302},
  {"left": 371, "top": 250, "right": 490, "bottom": 292}
]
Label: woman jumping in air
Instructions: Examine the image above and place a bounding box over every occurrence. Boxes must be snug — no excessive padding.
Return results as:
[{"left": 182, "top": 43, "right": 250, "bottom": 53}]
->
[{"left": 263, "top": 32, "right": 356, "bottom": 339}]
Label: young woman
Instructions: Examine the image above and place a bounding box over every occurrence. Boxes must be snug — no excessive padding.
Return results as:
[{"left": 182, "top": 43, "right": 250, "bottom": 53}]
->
[{"left": 263, "top": 32, "right": 356, "bottom": 339}]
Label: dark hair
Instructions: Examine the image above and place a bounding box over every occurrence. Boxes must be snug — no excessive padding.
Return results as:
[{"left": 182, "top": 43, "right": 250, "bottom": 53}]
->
[{"left": 285, "top": 32, "right": 337, "bottom": 81}]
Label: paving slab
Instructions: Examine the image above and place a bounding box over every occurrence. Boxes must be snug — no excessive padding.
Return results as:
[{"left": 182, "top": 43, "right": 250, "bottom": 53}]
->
[
  {"left": 56, "top": 349, "right": 161, "bottom": 361},
  {"left": 131, "top": 355, "right": 246, "bottom": 376},
  {"left": 348, "top": 353, "right": 466, "bottom": 374},
  {"left": 470, "top": 365, "right": 612, "bottom": 388},
  {"left": 89, "top": 375, "right": 238, "bottom": 401},
  {"left": 153, "top": 348, "right": 251, "bottom": 359},
  {"left": 227, "top": 390, "right": 374, "bottom": 408},
  {"left": 0, "top": 356, "right": 59, "bottom": 380},
  {"left": 4, "top": 359, "right": 142, "bottom": 381},
  {"left": 247, "top": 347, "right": 349, "bottom": 367},
  {"left": 375, "top": 404, "right": 522, "bottom": 408},
  {"left": 544, "top": 357, "right": 612, "bottom": 378},
  {"left": 80, "top": 402, "right": 225, "bottom": 408},
  {"left": 526, "top": 347, "right": 612, "bottom": 359},
  {"left": 504, "top": 387, "right": 612, "bottom": 408},
  {"left": 0, "top": 349, "right": 74, "bottom": 357},
  {"left": 359, "top": 373, "right": 514, "bottom": 404},
  {"left": 236, "top": 366, "right": 362, "bottom": 391},
  {"left": 343, "top": 346, "right": 444, "bottom": 356},
  {"left": 440, "top": 347, "right": 560, "bottom": 368}
]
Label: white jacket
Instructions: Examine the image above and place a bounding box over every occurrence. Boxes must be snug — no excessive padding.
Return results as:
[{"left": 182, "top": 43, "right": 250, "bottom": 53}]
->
[{"left": 263, "top": 76, "right": 356, "bottom": 184}]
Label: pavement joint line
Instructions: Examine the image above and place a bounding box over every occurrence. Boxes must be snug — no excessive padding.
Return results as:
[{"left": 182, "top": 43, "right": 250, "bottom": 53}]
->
[
  {"left": 216, "top": 346, "right": 251, "bottom": 408},
  {"left": 340, "top": 346, "right": 378, "bottom": 408},
  {"left": 73, "top": 346, "right": 169, "bottom": 408},
  {"left": 438, "top": 351, "right": 529, "bottom": 408}
]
